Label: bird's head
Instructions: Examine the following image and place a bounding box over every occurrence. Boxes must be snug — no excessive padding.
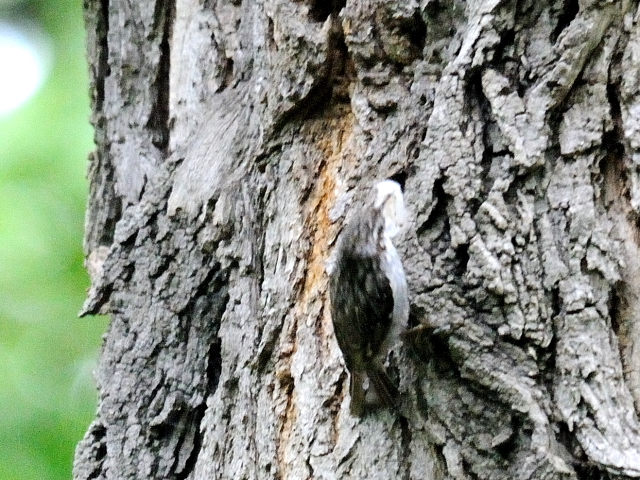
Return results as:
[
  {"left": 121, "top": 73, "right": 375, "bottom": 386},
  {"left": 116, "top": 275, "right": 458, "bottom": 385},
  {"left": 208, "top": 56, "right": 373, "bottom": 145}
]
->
[{"left": 373, "top": 180, "right": 407, "bottom": 238}]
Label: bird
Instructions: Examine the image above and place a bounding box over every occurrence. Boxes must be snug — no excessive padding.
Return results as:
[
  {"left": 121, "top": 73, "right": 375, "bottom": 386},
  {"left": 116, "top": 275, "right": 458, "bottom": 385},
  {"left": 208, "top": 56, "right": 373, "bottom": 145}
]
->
[{"left": 329, "top": 179, "right": 409, "bottom": 416}]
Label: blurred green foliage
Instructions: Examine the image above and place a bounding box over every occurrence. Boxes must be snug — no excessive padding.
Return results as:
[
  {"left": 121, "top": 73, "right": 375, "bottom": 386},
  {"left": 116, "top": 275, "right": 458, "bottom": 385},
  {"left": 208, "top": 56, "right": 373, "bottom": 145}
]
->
[{"left": 0, "top": 0, "right": 108, "bottom": 479}]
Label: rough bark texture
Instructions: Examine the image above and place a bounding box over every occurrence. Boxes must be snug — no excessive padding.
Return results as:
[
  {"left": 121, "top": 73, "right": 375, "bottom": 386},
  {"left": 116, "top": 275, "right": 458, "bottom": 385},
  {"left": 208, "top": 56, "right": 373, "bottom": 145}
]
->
[{"left": 75, "top": 0, "right": 640, "bottom": 478}]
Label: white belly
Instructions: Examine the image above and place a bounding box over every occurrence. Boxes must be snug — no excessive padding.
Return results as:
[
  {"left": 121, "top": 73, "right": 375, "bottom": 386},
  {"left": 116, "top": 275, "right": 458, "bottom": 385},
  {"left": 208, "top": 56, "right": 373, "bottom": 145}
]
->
[{"left": 380, "top": 236, "right": 409, "bottom": 353}]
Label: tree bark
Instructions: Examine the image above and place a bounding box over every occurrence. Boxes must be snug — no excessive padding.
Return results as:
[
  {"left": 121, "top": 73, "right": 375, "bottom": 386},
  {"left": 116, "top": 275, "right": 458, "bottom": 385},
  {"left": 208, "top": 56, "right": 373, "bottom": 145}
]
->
[{"left": 74, "top": 0, "right": 640, "bottom": 478}]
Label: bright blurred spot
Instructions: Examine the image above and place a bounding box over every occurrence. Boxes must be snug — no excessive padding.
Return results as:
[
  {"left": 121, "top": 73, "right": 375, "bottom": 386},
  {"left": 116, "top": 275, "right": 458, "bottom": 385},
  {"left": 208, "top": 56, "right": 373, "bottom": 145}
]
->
[{"left": 0, "top": 22, "right": 52, "bottom": 115}]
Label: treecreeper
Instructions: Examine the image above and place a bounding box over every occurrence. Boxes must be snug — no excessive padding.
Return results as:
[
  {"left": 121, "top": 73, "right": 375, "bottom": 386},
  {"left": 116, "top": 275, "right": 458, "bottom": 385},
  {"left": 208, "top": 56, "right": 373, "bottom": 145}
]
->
[{"left": 329, "top": 180, "right": 409, "bottom": 416}]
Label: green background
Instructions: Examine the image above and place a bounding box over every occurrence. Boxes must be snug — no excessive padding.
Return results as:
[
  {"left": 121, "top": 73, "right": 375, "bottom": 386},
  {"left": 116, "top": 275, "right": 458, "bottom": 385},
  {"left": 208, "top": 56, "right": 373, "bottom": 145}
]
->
[{"left": 0, "top": 0, "right": 108, "bottom": 478}]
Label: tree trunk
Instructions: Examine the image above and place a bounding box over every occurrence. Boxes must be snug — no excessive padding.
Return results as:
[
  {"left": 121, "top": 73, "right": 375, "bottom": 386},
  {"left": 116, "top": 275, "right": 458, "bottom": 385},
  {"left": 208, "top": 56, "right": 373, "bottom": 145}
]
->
[{"left": 74, "top": 0, "right": 640, "bottom": 478}]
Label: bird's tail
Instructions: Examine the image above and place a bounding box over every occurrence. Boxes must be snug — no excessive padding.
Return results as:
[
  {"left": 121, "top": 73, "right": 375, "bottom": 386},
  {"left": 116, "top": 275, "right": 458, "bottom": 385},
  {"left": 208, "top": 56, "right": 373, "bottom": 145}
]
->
[
  {"left": 349, "top": 370, "right": 365, "bottom": 417},
  {"left": 348, "top": 365, "right": 399, "bottom": 416},
  {"left": 366, "top": 363, "right": 399, "bottom": 410}
]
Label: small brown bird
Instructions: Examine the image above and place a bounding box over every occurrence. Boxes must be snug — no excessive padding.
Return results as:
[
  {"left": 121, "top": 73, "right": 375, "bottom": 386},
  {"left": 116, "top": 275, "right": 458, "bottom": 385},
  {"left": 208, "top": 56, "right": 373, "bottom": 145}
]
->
[{"left": 329, "top": 180, "right": 409, "bottom": 416}]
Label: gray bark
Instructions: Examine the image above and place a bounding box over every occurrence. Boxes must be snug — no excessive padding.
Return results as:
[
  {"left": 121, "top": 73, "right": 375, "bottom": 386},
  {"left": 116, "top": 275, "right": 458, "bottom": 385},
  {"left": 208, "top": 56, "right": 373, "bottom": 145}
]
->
[{"left": 74, "top": 0, "right": 640, "bottom": 478}]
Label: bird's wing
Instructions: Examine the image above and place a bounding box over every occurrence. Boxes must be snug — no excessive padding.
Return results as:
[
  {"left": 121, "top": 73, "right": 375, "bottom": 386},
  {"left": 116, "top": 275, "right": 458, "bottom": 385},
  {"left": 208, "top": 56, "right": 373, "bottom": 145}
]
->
[{"left": 330, "top": 248, "right": 394, "bottom": 367}]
